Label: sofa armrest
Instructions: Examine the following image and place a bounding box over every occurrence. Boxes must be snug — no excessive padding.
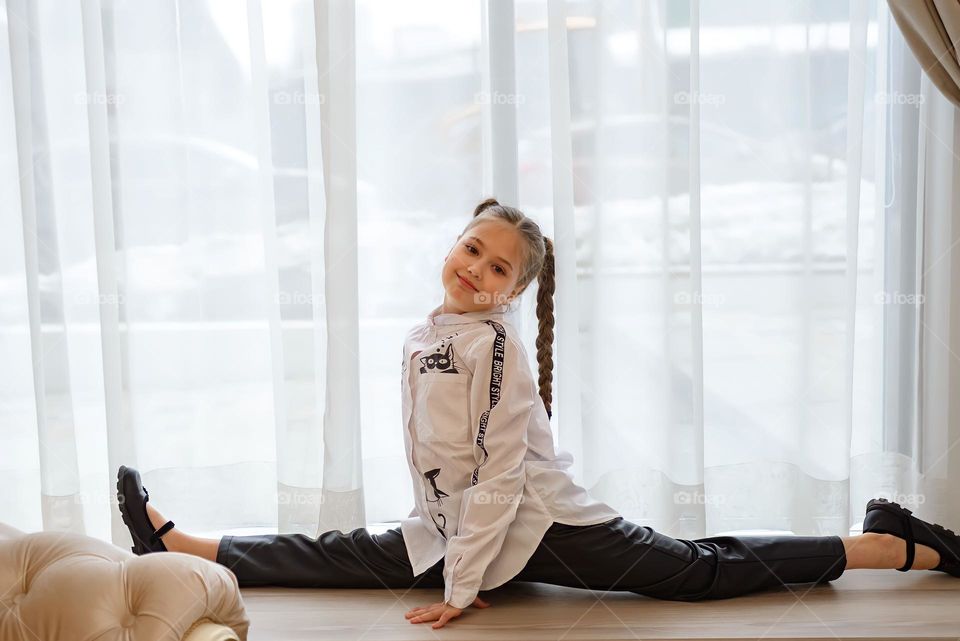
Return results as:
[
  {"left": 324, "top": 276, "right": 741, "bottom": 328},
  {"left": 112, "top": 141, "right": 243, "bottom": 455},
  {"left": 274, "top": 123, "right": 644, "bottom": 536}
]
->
[{"left": 0, "top": 528, "right": 250, "bottom": 641}]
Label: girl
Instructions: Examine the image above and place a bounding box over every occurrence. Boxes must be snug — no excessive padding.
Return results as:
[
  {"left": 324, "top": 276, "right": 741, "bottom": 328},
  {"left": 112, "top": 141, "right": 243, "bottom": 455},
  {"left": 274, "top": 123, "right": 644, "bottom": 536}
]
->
[{"left": 118, "top": 198, "right": 960, "bottom": 630}]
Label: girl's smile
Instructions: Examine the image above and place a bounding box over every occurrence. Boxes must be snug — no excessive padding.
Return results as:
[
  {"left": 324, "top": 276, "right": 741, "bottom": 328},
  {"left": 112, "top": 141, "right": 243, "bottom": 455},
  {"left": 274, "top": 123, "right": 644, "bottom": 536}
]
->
[{"left": 457, "top": 273, "right": 478, "bottom": 292}]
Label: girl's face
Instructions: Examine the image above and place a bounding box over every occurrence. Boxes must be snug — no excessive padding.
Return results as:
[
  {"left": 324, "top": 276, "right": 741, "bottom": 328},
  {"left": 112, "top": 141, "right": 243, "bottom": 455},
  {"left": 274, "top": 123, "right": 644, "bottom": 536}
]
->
[{"left": 441, "top": 220, "right": 524, "bottom": 314}]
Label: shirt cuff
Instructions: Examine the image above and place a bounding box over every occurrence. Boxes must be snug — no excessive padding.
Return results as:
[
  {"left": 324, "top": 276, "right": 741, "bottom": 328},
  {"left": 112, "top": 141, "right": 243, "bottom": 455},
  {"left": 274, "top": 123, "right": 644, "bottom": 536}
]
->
[{"left": 443, "top": 581, "right": 479, "bottom": 610}]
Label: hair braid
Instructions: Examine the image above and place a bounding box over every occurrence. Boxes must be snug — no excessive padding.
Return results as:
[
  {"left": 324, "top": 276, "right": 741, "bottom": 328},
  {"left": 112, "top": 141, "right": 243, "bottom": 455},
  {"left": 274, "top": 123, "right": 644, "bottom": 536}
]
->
[{"left": 534, "top": 237, "right": 555, "bottom": 419}]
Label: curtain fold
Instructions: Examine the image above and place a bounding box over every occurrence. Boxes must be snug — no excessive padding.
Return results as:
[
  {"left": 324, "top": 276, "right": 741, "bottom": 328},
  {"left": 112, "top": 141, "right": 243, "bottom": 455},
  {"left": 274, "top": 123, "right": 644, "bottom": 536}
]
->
[
  {"left": 1, "top": 0, "right": 958, "bottom": 543},
  {"left": 311, "top": 0, "right": 363, "bottom": 537},
  {"left": 545, "top": 0, "right": 585, "bottom": 483},
  {"left": 79, "top": 0, "right": 129, "bottom": 545},
  {"left": 888, "top": 0, "right": 960, "bottom": 108}
]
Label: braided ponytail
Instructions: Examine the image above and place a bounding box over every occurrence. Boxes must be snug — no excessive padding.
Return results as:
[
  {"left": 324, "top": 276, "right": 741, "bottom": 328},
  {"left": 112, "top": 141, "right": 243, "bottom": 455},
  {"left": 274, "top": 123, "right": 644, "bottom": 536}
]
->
[{"left": 534, "top": 237, "right": 555, "bottom": 419}]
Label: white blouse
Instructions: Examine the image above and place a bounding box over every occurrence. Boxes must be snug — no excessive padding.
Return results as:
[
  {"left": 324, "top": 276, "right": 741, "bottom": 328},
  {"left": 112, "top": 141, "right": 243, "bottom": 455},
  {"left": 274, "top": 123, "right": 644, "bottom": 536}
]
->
[{"left": 399, "top": 301, "right": 621, "bottom": 609}]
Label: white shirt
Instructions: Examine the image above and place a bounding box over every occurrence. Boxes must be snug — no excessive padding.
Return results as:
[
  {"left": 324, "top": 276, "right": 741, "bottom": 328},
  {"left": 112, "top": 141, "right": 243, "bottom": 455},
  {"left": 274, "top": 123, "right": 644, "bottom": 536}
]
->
[{"left": 399, "top": 301, "right": 621, "bottom": 609}]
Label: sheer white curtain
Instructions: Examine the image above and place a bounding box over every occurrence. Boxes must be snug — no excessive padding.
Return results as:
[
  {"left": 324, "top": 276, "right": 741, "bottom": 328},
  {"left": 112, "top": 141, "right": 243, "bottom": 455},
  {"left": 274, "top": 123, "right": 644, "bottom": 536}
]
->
[
  {"left": 511, "top": 0, "right": 960, "bottom": 537},
  {"left": 1, "top": 0, "right": 362, "bottom": 543},
  {"left": 2, "top": 0, "right": 958, "bottom": 545}
]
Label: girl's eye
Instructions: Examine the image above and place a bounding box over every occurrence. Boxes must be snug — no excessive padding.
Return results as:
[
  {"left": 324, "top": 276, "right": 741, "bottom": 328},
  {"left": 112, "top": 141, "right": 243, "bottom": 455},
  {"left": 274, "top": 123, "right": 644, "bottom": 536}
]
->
[{"left": 464, "top": 243, "right": 505, "bottom": 276}]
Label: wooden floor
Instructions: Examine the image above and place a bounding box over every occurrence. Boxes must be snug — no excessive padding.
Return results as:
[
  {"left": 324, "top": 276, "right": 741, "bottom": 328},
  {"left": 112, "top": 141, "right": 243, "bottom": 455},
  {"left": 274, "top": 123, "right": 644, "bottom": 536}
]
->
[{"left": 239, "top": 569, "right": 960, "bottom": 640}]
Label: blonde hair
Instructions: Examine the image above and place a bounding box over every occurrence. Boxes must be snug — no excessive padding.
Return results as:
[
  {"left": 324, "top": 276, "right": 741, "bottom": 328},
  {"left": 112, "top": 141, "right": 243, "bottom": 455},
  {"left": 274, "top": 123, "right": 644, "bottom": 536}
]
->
[{"left": 460, "top": 198, "right": 555, "bottom": 419}]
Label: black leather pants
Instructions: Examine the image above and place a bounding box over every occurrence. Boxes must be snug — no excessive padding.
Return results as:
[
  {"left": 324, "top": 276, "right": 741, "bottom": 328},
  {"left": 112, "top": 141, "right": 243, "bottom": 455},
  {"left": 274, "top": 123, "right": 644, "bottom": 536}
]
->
[{"left": 216, "top": 516, "right": 847, "bottom": 601}]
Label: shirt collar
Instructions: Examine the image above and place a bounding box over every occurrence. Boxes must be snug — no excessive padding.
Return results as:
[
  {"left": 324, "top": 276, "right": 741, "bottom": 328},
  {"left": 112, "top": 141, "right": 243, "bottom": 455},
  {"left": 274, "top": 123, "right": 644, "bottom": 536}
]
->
[{"left": 427, "top": 301, "right": 510, "bottom": 326}]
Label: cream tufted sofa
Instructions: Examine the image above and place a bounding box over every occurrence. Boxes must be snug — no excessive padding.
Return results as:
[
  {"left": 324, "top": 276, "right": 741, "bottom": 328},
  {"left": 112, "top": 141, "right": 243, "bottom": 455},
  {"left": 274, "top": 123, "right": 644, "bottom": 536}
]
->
[{"left": 0, "top": 522, "right": 249, "bottom": 641}]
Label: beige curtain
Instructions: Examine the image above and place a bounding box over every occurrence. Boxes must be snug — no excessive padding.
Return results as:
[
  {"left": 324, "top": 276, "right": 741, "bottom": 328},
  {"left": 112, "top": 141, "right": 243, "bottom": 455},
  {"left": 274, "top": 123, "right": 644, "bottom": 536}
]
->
[{"left": 888, "top": 0, "right": 960, "bottom": 107}]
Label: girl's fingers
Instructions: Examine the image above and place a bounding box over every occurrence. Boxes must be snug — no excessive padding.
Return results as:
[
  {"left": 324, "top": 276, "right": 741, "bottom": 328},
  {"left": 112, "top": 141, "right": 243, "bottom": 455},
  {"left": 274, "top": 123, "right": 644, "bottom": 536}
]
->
[
  {"left": 433, "top": 609, "right": 459, "bottom": 629},
  {"left": 409, "top": 606, "right": 444, "bottom": 623},
  {"left": 405, "top": 602, "right": 443, "bottom": 618},
  {"left": 411, "top": 613, "right": 438, "bottom": 624}
]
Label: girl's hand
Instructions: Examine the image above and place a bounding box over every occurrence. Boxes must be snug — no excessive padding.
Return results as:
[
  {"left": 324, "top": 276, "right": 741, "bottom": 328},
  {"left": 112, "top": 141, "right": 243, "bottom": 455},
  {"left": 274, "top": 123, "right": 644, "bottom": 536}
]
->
[{"left": 404, "top": 595, "right": 491, "bottom": 629}]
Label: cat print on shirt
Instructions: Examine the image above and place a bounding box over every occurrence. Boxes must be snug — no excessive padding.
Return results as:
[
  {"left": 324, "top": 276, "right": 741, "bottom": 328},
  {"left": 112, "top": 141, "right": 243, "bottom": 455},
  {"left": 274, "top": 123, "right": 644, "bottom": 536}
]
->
[{"left": 419, "top": 333, "right": 462, "bottom": 374}]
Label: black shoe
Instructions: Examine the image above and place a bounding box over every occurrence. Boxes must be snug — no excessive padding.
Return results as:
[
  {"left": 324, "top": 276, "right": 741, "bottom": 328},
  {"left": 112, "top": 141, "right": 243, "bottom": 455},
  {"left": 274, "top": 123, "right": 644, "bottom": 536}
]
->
[
  {"left": 117, "top": 465, "right": 175, "bottom": 555},
  {"left": 862, "top": 497, "right": 960, "bottom": 576}
]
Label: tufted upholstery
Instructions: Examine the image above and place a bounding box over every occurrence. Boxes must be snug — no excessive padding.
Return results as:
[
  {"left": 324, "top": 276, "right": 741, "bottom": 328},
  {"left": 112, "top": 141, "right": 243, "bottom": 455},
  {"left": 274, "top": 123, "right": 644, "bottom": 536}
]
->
[{"left": 0, "top": 522, "right": 249, "bottom": 641}]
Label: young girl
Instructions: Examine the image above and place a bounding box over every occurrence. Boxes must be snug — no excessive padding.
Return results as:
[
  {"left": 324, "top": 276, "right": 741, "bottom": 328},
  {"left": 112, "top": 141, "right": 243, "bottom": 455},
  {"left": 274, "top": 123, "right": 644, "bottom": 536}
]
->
[{"left": 118, "top": 198, "right": 960, "bottom": 630}]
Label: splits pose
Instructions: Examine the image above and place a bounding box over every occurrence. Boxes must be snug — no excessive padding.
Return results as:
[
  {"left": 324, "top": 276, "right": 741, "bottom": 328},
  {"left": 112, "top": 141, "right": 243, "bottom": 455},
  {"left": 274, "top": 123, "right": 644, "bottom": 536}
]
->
[{"left": 118, "top": 199, "right": 960, "bottom": 629}]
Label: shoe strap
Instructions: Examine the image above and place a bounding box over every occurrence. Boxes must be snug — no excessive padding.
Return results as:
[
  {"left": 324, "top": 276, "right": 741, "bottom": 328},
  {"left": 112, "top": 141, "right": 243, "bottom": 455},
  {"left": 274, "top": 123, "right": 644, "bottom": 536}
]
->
[
  {"left": 898, "top": 512, "right": 915, "bottom": 572},
  {"left": 150, "top": 520, "right": 175, "bottom": 543}
]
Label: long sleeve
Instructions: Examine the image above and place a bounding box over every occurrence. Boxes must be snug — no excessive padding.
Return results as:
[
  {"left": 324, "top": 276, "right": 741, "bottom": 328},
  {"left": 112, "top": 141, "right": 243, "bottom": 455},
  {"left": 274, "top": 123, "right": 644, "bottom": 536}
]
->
[{"left": 441, "top": 323, "right": 535, "bottom": 608}]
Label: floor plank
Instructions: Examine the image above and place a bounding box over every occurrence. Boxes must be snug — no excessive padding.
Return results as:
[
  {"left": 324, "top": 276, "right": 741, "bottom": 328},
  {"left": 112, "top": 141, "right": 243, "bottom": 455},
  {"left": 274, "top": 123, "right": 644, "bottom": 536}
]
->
[{"left": 239, "top": 569, "right": 960, "bottom": 640}]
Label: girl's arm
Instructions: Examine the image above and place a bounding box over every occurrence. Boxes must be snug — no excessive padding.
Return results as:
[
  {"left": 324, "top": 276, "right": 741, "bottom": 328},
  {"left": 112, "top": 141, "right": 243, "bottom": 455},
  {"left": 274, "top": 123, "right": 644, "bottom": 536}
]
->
[{"left": 441, "top": 324, "right": 534, "bottom": 609}]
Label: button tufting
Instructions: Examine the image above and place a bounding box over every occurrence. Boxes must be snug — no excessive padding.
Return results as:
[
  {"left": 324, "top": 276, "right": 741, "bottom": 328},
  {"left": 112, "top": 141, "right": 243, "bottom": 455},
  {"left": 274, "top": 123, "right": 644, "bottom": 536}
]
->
[{"left": 1, "top": 520, "right": 248, "bottom": 637}]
